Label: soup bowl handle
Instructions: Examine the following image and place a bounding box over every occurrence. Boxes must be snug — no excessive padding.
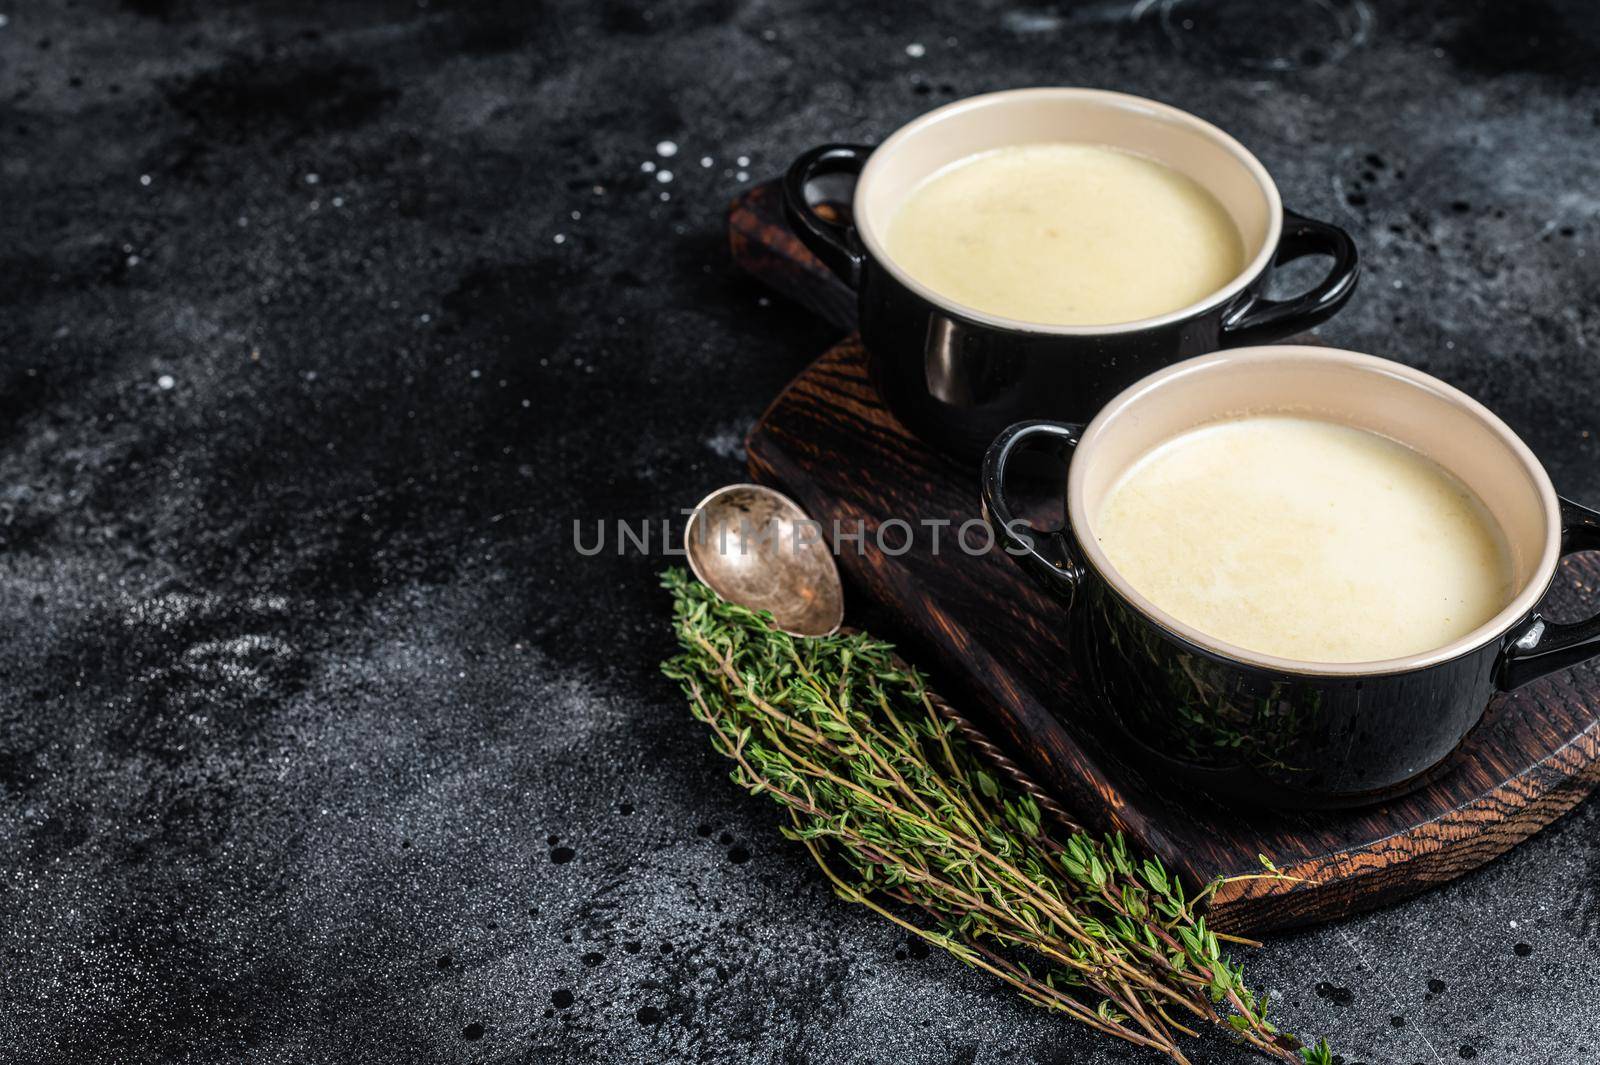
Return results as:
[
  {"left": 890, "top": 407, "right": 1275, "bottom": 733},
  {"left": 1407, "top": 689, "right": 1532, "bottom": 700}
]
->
[
  {"left": 1497, "top": 496, "right": 1600, "bottom": 690},
  {"left": 1220, "top": 209, "right": 1361, "bottom": 347},
  {"left": 782, "top": 143, "right": 874, "bottom": 289},
  {"left": 981, "top": 421, "right": 1087, "bottom": 592}
]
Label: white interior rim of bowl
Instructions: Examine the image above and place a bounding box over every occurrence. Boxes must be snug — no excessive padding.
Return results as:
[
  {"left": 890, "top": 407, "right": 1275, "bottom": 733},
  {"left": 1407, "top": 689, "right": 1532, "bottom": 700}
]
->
[
  {"left": 1064, "top": 346, "right": 1564, "bottom": 677},
  {"left": 851, "top": 87, "right": 1285, "bottom": 336}
]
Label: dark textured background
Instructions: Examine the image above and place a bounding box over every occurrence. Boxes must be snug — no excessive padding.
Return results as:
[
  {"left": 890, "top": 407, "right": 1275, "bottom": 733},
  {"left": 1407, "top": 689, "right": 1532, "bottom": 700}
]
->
[{"left": 2, "top": 1, "right": 1599, "bottom": 1062}]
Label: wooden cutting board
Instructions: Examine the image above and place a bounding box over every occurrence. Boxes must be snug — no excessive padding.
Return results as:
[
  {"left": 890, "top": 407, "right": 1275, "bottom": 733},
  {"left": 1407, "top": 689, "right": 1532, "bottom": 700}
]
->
[{"left": 731, "top": 181, "right": 1600, "bottom": 932}]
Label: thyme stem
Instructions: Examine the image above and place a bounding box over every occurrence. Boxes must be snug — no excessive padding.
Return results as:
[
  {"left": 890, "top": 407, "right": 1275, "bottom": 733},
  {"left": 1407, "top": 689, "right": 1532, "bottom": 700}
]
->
[{"left": 663, "top": 569, "right": 1332, "bottom": 1065}]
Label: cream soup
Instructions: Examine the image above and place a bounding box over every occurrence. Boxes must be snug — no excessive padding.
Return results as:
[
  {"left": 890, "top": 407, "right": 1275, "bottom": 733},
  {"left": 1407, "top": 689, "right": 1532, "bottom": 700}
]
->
[
  {"left": 1094, "top": 415, "right": 1514, "bottom": 663},
  {"left": 885, "top": 143, "right": 1246, "bottom": 326}
]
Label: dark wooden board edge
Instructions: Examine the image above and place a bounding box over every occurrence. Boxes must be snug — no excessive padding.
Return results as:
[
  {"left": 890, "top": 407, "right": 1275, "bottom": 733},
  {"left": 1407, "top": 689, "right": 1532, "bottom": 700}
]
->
[
  {"left": 728, "top": 183, "right": 856, "bottom": 332},
  {"left": 1216, "top": 726, "right": 1600, "bottom": 927}
]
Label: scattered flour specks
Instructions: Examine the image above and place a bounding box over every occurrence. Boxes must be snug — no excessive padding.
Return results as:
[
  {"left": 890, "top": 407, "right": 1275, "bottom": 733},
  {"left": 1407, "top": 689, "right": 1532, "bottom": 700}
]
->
[{"left": 705, "top": 425, "right": 747, "bottom": 462}]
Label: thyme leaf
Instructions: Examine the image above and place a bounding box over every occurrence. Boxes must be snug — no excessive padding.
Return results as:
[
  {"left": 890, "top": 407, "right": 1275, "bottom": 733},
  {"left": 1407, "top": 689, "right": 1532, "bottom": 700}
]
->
[{"left": 662, "top": 568, "right": 1333, "bottom": 1065}]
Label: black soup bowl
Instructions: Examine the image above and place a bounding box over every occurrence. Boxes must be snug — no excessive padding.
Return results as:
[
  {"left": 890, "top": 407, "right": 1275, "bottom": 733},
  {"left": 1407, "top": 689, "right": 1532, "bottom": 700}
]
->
[
  {"left": 784, "top": 88, "right": 1361, "bottom": 462},
  {"left": 981, "top": 345, "right": 1600, "bottom": 808}
]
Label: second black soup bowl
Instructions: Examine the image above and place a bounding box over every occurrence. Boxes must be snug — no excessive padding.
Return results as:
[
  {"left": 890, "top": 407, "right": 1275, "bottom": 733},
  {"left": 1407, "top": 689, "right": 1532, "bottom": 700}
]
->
[
  {"left": 982, "top": 345, "right": 1600, "bottom": 808},
  {"left": 784, "top": 88, "right": 1361, "bottom": 461}
]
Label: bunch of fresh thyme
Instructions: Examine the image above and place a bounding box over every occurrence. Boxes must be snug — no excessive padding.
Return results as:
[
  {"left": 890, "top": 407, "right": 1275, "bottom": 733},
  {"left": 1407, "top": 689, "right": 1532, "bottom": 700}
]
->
[{"left": 662, "top": 568, "right": 1332, "bottom": 1065}]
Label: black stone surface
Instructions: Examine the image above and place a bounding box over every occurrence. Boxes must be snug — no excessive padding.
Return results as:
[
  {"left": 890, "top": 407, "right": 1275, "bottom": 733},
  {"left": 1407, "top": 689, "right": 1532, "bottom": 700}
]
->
[{"left": 2, "top": 1, "right": 1599, "bottom": 1062}]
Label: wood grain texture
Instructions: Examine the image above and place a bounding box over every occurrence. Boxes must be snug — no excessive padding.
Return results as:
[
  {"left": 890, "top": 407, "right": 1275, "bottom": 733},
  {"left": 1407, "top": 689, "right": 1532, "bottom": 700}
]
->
[
  {"left": 732, "top": 181, "right": 1600, "bottom": 933},
  {"left": 728, "top": 182, "right": 855, "bottom": 330}
]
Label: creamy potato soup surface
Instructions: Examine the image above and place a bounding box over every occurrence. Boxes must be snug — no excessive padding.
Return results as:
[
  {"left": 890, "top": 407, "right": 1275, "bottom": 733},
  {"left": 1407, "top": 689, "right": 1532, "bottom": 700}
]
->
[
  {"left": 1094, "top": 415, "right": 1514, "bottom": 663},
  {"left": 885, "top": 143, "right": 1246, "bottom": 326}
]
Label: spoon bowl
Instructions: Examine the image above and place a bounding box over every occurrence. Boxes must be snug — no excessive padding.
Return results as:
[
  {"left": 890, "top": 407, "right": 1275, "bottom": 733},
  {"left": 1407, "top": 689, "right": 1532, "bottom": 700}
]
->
[{"left": 684, "top": 484, "right": 844, "bottom": 638}]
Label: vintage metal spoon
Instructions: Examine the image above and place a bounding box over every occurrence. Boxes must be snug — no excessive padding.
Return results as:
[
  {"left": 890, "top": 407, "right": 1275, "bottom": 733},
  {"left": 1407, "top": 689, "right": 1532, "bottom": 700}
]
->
[
  {"left": 684, "top": 483, "right": 844, "bottom": 638},
  {"left": 683, "top": 483, "right": 1076, "bottom": 827}
]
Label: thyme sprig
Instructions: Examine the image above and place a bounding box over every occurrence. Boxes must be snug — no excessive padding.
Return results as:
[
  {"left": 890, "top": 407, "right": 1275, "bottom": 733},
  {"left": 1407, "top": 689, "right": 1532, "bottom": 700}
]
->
[{"left": 662, "top": 568, "right": 1332, "bottom": 1065}]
